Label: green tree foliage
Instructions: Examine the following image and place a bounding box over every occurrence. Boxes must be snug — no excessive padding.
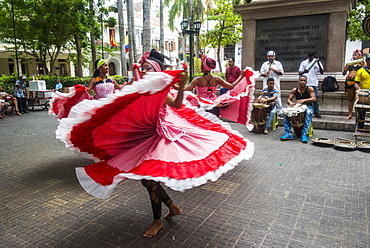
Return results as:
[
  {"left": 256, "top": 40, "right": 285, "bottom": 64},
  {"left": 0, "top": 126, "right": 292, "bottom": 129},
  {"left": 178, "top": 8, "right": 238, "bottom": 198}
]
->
[
  {"left": 200, "top": 0, "right": 242, "bottom": 72},
  {"left": 0, "top": 0, "right": 92, "bottom": 75},
  {"left": 164, "top": 0, "right": 209, "bottom": 31},
  {"left": 0, "top": 0, "right": 117, "bottom": 77},
  {"left": 347, "top": 0, "right": 370, "bottom": 41}
]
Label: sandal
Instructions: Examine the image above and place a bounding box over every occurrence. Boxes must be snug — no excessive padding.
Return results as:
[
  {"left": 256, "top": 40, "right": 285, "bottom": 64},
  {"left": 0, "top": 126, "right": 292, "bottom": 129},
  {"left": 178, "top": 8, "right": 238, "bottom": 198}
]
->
[{"left": 16, "top": 111, "right": 23, "bottom": 116}]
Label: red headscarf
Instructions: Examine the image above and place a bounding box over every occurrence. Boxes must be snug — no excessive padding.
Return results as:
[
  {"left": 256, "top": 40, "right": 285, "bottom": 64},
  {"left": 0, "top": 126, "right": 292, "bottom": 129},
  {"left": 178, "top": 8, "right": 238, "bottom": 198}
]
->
[
  {"left": 139, "top": 51, "right": 162, "bottom": 72},
  {"left": 201, "top": 55, "right": 216, "bottom": 72}
]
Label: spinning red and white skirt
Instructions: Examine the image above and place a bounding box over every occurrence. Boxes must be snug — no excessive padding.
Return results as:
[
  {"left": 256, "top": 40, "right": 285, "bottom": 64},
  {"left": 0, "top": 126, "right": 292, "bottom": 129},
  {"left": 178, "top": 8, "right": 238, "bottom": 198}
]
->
[
  {"left": 56, "top": 71, "right": 254, "bottom": 199},
  {"left": 185, "top": 67, "right": 257, "bottom": 126}
]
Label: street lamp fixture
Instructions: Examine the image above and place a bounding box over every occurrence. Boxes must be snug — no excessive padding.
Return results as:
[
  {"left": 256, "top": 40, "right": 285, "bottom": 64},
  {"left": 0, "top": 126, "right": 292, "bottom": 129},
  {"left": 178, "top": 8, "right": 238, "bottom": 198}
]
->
[{"left": 180, "top": 18, "right": 201, "bottom": 81}]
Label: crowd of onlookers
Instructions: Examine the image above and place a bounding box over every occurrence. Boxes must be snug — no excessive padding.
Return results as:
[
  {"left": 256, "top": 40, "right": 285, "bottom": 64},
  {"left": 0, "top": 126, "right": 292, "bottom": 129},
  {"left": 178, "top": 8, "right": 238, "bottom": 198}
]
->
[{"left": 0, "top": 75, "right": 39, "bottom": 119}]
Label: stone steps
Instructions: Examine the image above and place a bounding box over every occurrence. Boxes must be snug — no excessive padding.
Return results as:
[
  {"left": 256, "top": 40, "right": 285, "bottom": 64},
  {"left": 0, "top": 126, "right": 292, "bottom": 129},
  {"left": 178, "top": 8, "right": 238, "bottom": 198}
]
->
[{"left": 253, "top": 72, "right": 358, "bottom": 132}]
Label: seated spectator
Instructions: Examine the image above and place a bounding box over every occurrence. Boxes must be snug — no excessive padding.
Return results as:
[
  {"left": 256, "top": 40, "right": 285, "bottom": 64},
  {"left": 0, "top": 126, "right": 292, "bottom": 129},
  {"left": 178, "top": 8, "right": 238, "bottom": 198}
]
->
[
  {"left": 280, "top": 75, "right": 316, "bottom": 143},
  {"left": 55, "top": 79, "right": 63, "bottom": 92},
  {"left": 0, "top": 99, "right": 10, "bottom": 119},
  {"left": 0, "top": 85, "right": 22, "bottom": 116},
  {"left": 258, "top": 78, "right": 278, "bottom": 134}
]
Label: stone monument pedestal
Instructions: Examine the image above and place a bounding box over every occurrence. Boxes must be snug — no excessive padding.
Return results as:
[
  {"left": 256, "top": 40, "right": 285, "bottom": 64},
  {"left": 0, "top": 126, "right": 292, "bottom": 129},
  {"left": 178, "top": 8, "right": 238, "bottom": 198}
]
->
[{"left": 235, "top": 0, "right": 358, "bottom": 73}]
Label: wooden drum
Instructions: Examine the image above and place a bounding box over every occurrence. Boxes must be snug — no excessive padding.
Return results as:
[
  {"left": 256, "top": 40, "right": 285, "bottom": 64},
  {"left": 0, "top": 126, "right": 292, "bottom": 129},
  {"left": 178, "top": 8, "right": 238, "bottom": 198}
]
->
[
  {"left": 251, "top": 103, "right": 269, "bottom": 134},
  {"left": 282, "top": 104, "right": 307, "bottom": 137},
  {"left": 357, "top": 89, "right": 370, "bottom": 105}
]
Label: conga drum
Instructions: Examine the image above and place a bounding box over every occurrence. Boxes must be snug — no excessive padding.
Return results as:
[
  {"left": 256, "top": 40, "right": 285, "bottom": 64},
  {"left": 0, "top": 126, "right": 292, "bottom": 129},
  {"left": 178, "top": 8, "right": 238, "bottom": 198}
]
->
[
  {"left": 251, "top": 103, "right": 269, "bottom": 134},
  {"left": 282, "top": 104, "right": 307, "bottom": 137},
  {"left": 357, "top": 89, "right": 370, "bottom": 105}
]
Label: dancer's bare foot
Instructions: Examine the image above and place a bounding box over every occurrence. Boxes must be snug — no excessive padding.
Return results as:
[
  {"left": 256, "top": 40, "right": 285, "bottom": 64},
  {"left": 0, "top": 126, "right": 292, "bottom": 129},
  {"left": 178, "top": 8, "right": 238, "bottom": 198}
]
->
[
  {"left": 345, "top": 115, "right": 352, "bottom": 120},
  {"left": 164, "top": 202, "right": 183, "bottom": 220},
  {"left": 143, "top": 219, "right": 162, "bottom": 237}
]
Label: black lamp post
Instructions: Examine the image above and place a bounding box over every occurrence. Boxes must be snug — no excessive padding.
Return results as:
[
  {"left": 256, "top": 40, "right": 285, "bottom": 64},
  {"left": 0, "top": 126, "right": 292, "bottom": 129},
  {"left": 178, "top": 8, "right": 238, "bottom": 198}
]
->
[{"left": 181, "top": 18, "right": 201, "bottom": 81}]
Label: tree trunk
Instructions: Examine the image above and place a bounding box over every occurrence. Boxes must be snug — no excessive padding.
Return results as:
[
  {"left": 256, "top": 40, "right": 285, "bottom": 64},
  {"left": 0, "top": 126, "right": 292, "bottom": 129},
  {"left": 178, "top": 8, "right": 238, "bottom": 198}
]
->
[
  {"left": 49, "top": 47, "right": 61, "bottom": 75},
  {"left": 89, "top": 0, "right": 97, "bottom": 69},
  {"left": 127, "top": 0, "right": 137, "bottom": 66},
  {"left": 118, "top": 0, "right": 127, "bottom": 77},
  {"left": 159, "top": 0, "right": 164, "bottom": 53},
  {"left": 196, "top": 34, "right": 200, "bottom": 59},
  {"left": 75, "top": 33, "right": 83, "bottom": 78},
  {"left": 142, "top": 0, "right": 151, "bottom": 53},
  {"left": 217, "top": 21, "right": 225, "bottom": 73}
]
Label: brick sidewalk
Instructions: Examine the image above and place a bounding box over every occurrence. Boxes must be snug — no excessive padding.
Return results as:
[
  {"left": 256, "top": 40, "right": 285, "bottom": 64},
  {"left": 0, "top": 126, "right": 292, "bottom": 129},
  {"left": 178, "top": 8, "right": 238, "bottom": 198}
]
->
[{"left": 1, "top": 110, "right": 370, "bottom": 247}]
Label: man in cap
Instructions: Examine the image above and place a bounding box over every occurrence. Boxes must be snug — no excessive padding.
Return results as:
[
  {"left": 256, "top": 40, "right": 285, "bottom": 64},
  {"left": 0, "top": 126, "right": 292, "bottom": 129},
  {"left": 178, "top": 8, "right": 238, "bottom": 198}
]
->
[
  {"left": 298, "top": 51, "right": 324, "bottom": 118},
  {"left": 260, "top": 50, "right": 284, "bottom": 116},
  {"left": 14, "top": 75, "right": 29, "bottom": 114}
]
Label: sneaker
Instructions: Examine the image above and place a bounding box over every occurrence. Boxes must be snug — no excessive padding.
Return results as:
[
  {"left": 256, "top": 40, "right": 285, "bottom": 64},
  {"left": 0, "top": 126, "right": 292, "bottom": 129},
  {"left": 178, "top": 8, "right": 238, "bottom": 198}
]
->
[
  {"left": 301, "top": 134, "right": 308, "bottom": 143},
  {"left": 263, "top": 129, "right": 269, "bottom": 134},
  {"left": 280, "top": 133, "right": 293, "bottom": 140},
  {"left": 314, "top": 113, "right": 321, "bottom": 118}
]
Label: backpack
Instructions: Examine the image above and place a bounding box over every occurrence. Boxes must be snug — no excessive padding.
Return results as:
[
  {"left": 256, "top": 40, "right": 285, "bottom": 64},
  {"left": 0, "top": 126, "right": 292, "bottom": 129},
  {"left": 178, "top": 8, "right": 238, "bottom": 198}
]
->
[{"left": 322, "top": 76, "right": 339, "bottom": 92}]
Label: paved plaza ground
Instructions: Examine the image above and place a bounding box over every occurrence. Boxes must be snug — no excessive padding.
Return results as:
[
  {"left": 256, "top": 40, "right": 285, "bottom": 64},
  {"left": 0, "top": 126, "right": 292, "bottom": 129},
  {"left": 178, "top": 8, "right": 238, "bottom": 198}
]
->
[{"left": 1, "top": 109, "right": 370, "bottom": 247}]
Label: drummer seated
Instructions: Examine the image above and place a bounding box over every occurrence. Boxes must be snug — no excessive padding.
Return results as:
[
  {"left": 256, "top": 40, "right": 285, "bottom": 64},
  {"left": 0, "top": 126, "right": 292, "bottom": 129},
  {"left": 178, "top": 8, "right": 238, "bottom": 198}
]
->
[
  {"left": 280, "top": 75, "right": 316, "bottom": 143},
  {"left": 259, "top": 78, "right": 279, "bottom": 134}
]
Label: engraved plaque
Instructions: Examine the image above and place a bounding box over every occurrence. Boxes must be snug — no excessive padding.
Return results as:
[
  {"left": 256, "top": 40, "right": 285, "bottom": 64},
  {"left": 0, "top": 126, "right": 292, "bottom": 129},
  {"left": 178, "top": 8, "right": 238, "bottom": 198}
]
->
[
  {"left": 255, "top": 14, "right": 329, "bottom": 72},
  {"left": 363, "top": 15, "right": 370, "bottom": 38}
]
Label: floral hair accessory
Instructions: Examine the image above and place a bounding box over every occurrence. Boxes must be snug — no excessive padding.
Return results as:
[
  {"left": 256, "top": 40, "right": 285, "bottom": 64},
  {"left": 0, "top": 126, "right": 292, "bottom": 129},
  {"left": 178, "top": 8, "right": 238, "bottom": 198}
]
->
[{"left": 353, "top": 49, "right": 363, "bottom": 56}]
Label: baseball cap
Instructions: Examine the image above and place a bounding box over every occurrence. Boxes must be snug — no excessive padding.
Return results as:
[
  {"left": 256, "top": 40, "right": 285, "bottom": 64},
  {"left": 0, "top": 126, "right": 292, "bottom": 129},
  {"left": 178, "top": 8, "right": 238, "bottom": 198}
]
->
[{"left": 267, "top": 50, "right": 276, "bottom": 56}]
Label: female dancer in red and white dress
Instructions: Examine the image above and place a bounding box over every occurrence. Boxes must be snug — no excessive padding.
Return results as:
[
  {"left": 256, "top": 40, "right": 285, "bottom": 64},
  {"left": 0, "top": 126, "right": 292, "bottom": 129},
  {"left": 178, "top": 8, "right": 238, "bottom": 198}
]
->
[
  {"left": 50, "top": 59, "right": 121, "bottom": 119},
  {"left": 87, "top": 59, "right": 122, "bottom": 99},
  {"left": 56, "top": 49, "right": 254, "bottom": 237},
  {"left": 136, "top": 49, "right": 185, "bottom": 237},
  {"left": 182, "top": 55, "right": 245, "bottom": 116},
  {"left": 182, "top": 55, "right": 256, "bottom": 127}
]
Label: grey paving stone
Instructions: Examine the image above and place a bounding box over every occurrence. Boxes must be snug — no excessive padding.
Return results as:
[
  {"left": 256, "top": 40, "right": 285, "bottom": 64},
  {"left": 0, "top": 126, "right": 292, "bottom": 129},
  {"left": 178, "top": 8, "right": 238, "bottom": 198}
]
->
[{"left": 1, "top": 110, "right": 370, "bottom": 247}]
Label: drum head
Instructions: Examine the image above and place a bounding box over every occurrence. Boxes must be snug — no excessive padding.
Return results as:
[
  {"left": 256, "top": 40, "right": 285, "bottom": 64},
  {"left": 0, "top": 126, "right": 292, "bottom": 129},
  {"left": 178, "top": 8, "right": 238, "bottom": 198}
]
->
[
  {"left": 357, "top": 141, "right": 370, "bottom": 151},
  {"left": 334, "top": 141, "right": 357, "bottom": 150},
  {"left": 311, "top": 137, "right": 334, "bottom": 147}
]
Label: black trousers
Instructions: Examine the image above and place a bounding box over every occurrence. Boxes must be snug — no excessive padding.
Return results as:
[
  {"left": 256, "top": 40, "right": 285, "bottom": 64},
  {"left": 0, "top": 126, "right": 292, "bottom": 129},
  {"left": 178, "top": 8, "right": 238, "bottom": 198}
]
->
[
  {"left": 141, "top": 179, "right": 172, "bottom": 220},
  {"left": 16, "top": 97, "right": 27, "bottom": 113}
]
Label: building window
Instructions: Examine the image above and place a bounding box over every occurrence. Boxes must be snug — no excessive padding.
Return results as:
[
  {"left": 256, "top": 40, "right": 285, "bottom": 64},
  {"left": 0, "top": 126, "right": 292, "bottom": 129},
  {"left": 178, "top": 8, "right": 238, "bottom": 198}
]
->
[
  {"left": 224, "top": 45, "right": 235, "bottom": 60},
  {"left": 59, "top": 63, "right": 66, "bottom": 76},
  {"left": 21, "top": 63, "right": 28, "bottom": 75},
  {"left": 167, "top": 41, "right": 175, "bottom": 52},
  {"left": 8, "top": 63, "right": 15, "bottom": 75},
  {"left": 154, "top": 40, "right": 160, "bottom": 49},
  {"left": 109, "top": 62, "right": 116, "bottom": 75},
  {"left": 36, "top": 63, "right": 45, "bottom": 75}
]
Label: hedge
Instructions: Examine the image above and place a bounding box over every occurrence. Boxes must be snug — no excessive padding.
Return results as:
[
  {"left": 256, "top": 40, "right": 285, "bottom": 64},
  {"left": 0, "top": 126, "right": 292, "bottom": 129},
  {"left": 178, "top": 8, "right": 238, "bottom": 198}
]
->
[{"left": 0, "top": 75, "right": 127, "bottom": 93}]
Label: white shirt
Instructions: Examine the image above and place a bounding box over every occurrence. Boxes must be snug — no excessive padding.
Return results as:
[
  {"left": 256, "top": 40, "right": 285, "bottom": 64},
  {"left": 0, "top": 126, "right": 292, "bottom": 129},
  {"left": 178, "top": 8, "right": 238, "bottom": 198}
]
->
[
  {"left": 260, "top": 60, "right": 284, "bottom": 90},
  {"left": 298, "top": 58, "right": 324, "bottom": 87}
]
